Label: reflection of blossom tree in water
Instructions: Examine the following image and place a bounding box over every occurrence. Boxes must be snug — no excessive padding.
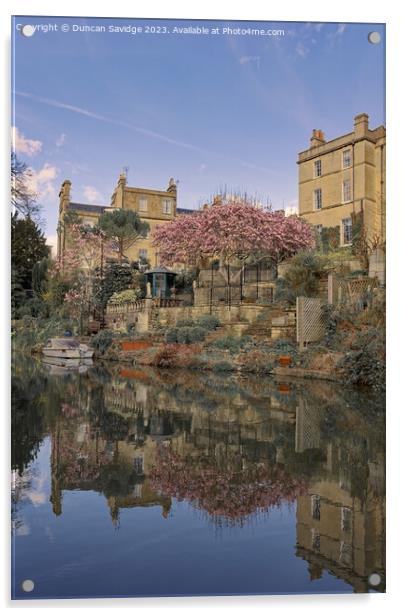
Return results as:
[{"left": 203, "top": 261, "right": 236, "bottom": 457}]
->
[
  {"left": 150, "top": 444, "right": 308, "bottom": 525},
  {"left": 56, "top": 431, "right": 110, "bottom": 483}
]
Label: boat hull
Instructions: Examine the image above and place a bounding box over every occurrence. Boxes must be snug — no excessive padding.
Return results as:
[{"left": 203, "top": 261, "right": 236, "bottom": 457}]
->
[
  {"left": 43, "top": 349, "right": 80, "bottom": 359},
  {"left": 42, "top": 349, "right": 94, "bottom": 359},
  {"left": 42, "top": 337, "right": 94, "bottom": 360}
]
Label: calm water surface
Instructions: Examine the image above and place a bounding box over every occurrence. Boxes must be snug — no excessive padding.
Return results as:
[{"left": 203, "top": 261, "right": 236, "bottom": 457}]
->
[{"left": 11, "top": 358, "right": 385, "bottom": 599}]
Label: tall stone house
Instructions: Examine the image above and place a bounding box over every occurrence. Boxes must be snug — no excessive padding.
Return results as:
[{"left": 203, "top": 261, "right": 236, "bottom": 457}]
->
[
  {"left": 298, "top": 113, "right": 386, "bottom": 248},
  {"left": 57, "top": 173, "right": 193, "bottom": 267}
]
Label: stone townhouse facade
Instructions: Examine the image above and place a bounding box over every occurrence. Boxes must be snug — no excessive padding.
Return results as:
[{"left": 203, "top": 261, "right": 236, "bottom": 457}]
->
[
  {"left": 57, "top": 173, "right": 193, "bottom": 267},
  {"left": 298, "top": 113, "right": 386, "bottom": 247}
]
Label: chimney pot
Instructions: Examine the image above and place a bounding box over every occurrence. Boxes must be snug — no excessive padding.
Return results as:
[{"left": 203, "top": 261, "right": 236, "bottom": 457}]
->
[{"left": 310, "top": 129, "right": 326, "bottom": 148}]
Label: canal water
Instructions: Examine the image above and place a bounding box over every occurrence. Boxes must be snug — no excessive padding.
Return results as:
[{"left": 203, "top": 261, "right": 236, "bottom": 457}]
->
[{"left": 11, "top": 357, "right": 385, "bottom": 599}]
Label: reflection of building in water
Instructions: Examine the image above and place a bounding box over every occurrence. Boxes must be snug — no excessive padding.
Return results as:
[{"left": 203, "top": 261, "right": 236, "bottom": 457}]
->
[
  {"left": 49, "top": 369, "right": 385, "bottom": 591},
  {"left": 102, "top": 374, "right": 298, "bottom": 467},
  {"left": 50, "top": 421, "right": 171, "bottom": 525},
  {"left": 294, "top": 399, "right": 385, "bottom": 592},
  {"left": 296, "top": 480, "right": 385, "bottom": 592},
  {"left": 50, "top": 374, "right": 299, "bottom": 524}
]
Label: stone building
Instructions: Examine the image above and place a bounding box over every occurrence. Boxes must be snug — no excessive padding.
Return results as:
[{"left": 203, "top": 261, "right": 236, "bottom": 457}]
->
[
  {"left": 57, "top": 172, "right": 193, "bottom": 267},
  {"left": 298, "top": 113, "right": 386, "bottom": 247}
]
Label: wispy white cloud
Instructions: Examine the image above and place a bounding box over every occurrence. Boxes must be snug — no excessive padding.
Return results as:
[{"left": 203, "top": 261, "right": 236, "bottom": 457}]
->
[
  {"left": 11, "top": 126, "right": 42, "bottom": 157},
  {"left": 239, "top": 55, "right": 261, "bottom": 68},
  {"left": 296, "top": 42, "right": 309, "bottom": 58},
  {"left": 15, "top": 90, "right": 208, "bottom": 154},
  {"left": 327, "top": 23, "right": 347, "bottom": 44},
  {"left": 15, "top": 90, "right": 274, "bottom": 175},
  {"left": 335, "top": 23, "right": 347, "bottom": 36},
  {"left": 56, "top": 133, "right": 66, "bottom": 147},
  {"left": 241, "top": 161, "right": 274, "bottom": 173},
  {"left": 83, "top": 185, "right": 103, "bottom": 203},
  {"left": 26, "top": 163, "right": 59, "bottom": 201},
  {"left": 292, "top": 22, "right": 346, "bottom": 59}
]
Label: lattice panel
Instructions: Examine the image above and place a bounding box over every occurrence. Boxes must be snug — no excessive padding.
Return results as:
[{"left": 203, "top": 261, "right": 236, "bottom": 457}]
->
[
  {"left": 328, "top": 274, "right": 378, "bottom": 306},
  {"left": 337, "top": 277, "right": 376, "bottom": 305},
  {"left": 296, "top": 297, "right": 325, "bottom": 345},
  {"left": 295, "top": 398, "right": 321, "bottom": 452}
]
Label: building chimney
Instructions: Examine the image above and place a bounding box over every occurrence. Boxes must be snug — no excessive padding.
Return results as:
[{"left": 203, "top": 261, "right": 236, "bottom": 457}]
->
[
  {"left": 59, "top": 179, "right": 71, "bottom": 212},
  {"left": 111, "top": 173, "right": 127, "bottom": 208},
  {"left": 167, "top": 177, "right": 177, "bottom": 194},
  {"left": 354, "top": 113, "right": 369, "bottom": 138},
  {"left": 118, "top": 173, "right": 127, "bottom": 188},
  {"left": 310, "top": 129, "right": 326, "bottom": 148}
]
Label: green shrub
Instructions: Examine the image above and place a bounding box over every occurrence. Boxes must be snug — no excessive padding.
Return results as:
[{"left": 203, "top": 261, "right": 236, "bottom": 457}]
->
[
  {"left": 195, "top": 314, "right": 220, "bottom": 330},
  {"left": 347, "top": 270, "right": 368, "bottom": 278},
  {"left": 166, "top": 325, "right": 208, "bottom": 344},
  {"left": 13, "top": 316, "right": 80, "bottom": 350},
  {"left": 175, "top": 318, "right": 194, "bottom": 328},
  {"left": 321, "top": 303, "right": 339, "bottom": 348},
  {"left": 91, "top": 329, "right": 114, "bottom": 354},
  {"left": 165, "top": 327, "right": 179, "bottom": 343},
  {"left": 210, "top": 335, "right": 250, "bottom": 354},
  {"left": 212, "top": 360, "right": 235, "bottom": 372},
  {"left": 320, "top": 226, "right": 340, "bottom": 253},
  {"left": 337, "top": 328, "right": 385, "bottom": 392},
  {"left": 274, "top": 278, "right": 296, "bottom": 305},
  {"left": 239, "top": 350, "right": 274, "bottom": 374},
  {"left": 189, "top": 326, "right": 207, "bottom": 342},
  {"left": 176, "top": 326, "right": 207, "bottom": 344},
  {"left": 16, "top": 296, "right": 49, "bottom": 319},
  {"left": 275, "top": 251, "right": 329, "bottom": 305},
  {"left": 109, "top": 289, "right": 140, "bottom": 305}
]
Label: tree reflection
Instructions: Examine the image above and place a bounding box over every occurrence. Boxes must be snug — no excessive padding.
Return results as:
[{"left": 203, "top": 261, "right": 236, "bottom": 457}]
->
[{"left": 150, "top": 444, "right": 307, "bottom": 524}]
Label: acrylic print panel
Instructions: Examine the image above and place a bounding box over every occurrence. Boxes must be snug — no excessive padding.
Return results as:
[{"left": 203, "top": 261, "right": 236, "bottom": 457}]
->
[{"left": 11, "top": 16, "right": 385, "bottom": 599}]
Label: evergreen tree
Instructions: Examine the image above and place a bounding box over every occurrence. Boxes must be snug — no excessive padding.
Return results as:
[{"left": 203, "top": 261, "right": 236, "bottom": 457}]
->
[
  {"left": 93, "top": 262, "right": 146, "bottom": 312},
  {"left": 98, "top": 209, "right": 149, "bottom": 263},
  {"left": 11, "top": 213, "right": 50, "bottom": 291}
]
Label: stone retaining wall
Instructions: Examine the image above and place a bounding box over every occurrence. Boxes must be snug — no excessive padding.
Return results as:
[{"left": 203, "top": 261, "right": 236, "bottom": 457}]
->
[{"left": 105, "top": 301, "right": 269, "bottom": 334}]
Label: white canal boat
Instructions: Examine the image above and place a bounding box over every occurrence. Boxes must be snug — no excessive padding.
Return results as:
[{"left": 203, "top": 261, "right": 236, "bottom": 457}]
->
[{"left": 42, "top": 338, "right": 94, "bottom": 360}]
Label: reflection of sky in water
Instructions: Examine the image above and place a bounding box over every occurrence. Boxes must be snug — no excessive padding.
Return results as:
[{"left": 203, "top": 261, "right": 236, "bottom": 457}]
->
[
  {"left": 12, "top": 441, "right": 52, "bottom": 537},
  {"left": 11, "top": 362, "right": 385, "bottom": 599}
]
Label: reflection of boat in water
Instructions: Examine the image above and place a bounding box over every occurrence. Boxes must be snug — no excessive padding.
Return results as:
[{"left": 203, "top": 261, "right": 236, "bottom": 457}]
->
[
  {"left": 42, "top": 338, "right": 94, "bottom": 360},
  {"left": 42, "top": 356, "right": 93, "bottom": 375}
]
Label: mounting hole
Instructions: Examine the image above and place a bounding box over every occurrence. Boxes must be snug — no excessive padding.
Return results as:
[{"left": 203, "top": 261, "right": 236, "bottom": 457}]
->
[
  {"left": 368, "top": 573, "right": 381, "bottom": 586},
  {"left": 368, "top": 31, "right": 381, "bottom": 44},
  {"left": 22, "top": 579, "right": 35, "bottom": 592},
  {"left": 21, "top": 25, "right": 36, "bottom": 37}
]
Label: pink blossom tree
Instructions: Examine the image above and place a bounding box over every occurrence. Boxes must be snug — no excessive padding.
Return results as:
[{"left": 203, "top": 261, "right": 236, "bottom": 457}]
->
[
  {"left": 60, "top": 224, "right": 115, "bottom": 276},
  {"left": 152, "top": 203, "right": 315, "bottom": 268},
  {"left": 57, "top": 224, "right": 115, "bottom": 331}
]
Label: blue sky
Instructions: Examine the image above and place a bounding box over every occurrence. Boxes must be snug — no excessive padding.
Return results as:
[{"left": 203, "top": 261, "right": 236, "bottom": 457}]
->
[{"left": 11, "top": 17, "right": 385, "bottom": 244}]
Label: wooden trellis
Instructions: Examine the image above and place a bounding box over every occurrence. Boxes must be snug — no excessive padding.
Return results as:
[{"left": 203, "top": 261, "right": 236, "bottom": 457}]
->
[
  {"left": 328, "top": 274, "right": 377, "bottom": 307},
  {"left": 296, "top": 297, "right": 325, "bottom": 350}
]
